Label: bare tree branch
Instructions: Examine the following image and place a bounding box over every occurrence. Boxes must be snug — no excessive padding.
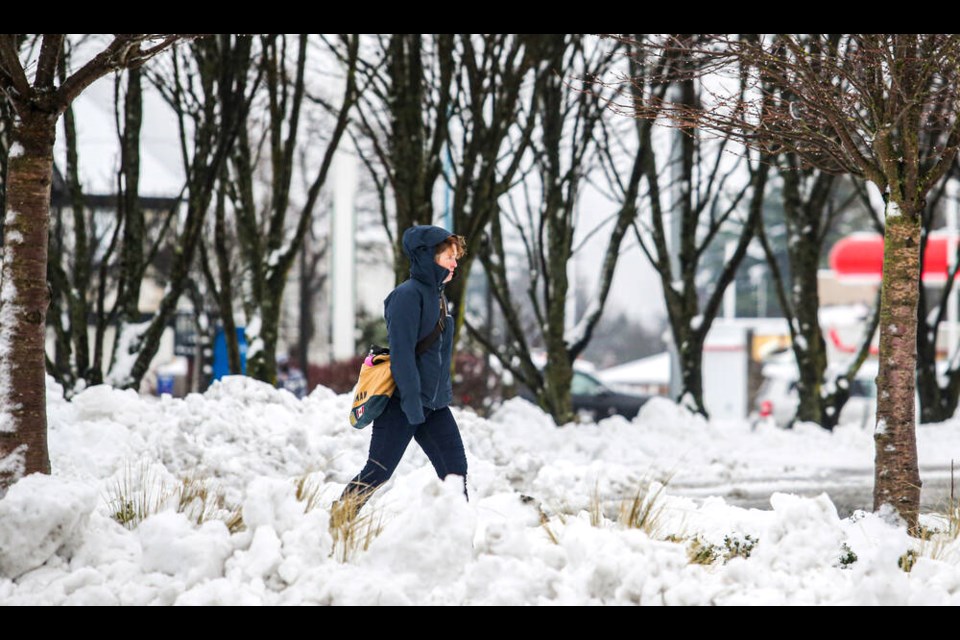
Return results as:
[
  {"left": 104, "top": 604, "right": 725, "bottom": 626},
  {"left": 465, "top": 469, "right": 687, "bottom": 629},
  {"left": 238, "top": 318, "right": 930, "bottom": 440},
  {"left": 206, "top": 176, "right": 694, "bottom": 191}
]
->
[
  {"left": 34, "top": 34, "right": 64, "bottom": 90},
  {"left": 0, "top": 34, "right": 30, "bottom": 97}
]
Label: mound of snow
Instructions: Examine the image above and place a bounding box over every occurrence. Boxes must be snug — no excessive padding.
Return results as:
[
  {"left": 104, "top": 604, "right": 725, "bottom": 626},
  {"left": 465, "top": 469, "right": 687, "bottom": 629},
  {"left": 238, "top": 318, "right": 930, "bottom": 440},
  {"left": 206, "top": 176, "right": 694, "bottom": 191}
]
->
[{"left": 0, "top": 474, "right": 97, "bottom": 579}]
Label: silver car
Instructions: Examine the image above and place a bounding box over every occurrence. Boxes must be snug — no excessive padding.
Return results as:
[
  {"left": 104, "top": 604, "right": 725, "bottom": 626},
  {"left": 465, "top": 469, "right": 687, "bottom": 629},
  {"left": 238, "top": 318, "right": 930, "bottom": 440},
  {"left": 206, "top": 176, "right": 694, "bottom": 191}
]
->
[{"left": 752, "top": 369, "right": 878, "bottom": 429}]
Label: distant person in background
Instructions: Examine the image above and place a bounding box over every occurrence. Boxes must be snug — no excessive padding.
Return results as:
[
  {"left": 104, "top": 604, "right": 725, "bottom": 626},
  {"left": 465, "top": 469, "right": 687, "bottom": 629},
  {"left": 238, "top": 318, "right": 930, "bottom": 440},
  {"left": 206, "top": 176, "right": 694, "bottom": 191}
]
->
[
  {"left": 334, "top": 225, "right": 468, "bottom": 519},
  {"left": 277, "top": 355, "right": 307, "bottom": 399}
]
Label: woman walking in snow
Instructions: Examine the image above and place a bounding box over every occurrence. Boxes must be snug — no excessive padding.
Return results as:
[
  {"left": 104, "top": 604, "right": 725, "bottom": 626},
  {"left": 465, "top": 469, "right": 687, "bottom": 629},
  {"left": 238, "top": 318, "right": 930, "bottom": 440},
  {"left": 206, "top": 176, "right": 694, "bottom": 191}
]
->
[{"left": 335, "top": 225, "right": 468, "bottom": 517}]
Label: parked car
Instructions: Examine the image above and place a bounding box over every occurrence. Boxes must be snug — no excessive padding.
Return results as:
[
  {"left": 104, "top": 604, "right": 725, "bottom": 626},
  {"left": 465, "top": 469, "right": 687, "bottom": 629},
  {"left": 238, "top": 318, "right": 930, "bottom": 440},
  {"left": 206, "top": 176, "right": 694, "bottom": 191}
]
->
[
  {"left": 752, "top": 360, "right": 879, "bottom": 429},
  {"left": 519, "top": 369, "right": 651, "bottom": 422}
]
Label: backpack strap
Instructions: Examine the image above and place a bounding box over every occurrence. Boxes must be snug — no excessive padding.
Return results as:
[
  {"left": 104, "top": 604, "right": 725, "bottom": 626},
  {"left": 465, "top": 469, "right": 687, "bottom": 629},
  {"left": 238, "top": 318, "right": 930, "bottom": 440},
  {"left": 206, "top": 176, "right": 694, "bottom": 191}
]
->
[{"left": 415, "top": 296, "right": 446, "bottom": 356}]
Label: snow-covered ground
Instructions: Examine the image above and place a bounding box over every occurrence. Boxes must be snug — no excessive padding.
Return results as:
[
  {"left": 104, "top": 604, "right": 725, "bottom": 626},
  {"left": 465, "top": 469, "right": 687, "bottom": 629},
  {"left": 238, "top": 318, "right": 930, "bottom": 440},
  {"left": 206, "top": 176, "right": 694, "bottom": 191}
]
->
[{"left": 1, "top": 376, "right": 959, "bottom": 605}]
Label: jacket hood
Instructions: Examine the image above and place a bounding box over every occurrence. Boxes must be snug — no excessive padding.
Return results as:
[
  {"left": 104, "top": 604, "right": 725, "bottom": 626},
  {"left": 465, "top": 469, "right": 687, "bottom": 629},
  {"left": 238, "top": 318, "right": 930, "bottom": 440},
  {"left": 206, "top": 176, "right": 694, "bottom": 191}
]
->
[{"left": 402, "top": 225, "right": 454, "bottom": 289}]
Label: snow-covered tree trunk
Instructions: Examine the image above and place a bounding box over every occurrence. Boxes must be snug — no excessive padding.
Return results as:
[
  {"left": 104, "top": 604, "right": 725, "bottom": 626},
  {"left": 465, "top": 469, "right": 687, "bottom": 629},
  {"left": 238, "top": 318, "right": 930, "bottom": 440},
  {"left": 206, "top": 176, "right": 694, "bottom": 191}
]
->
[
  {"left": 244, "top": 293, "right": 282, "bottom": 386},
  {"left": 654, "top": 149, "right": 767, "bottom": 418},
  {"left": 873, "top": 200, "right": 923, "bottom": 531},
  {"left": 442, "top": 34, "right": 534, "bottom": 353},
  {"left": 0, "top": 112, "right": 56, "bottom": 487},
  {"left": 781, "top": 169, "right": 830, "bottom": 427},
  {"left": 676, "top": 330, "right": 706, "bottom": 414}
]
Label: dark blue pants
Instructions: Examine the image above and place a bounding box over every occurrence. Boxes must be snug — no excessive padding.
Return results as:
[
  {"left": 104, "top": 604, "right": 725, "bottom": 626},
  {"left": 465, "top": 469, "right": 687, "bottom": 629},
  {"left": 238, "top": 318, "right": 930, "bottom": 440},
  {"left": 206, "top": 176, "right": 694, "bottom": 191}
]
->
[{"left": 339, "top": 394, "right": 468, "bottom": 510}]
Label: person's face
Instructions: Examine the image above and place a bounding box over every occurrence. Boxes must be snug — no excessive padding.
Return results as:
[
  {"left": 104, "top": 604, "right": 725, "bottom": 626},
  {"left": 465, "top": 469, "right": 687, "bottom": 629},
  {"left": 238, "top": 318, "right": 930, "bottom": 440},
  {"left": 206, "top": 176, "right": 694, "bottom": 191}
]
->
[{"left": 435, "top": 246, "right": 458, "bottom": 283}]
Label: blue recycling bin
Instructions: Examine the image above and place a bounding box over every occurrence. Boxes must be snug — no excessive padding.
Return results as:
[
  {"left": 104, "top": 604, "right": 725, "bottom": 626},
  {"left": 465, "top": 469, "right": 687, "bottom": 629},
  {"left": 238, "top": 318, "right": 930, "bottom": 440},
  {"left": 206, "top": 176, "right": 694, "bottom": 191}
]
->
[
  {"left": 213, "top": 327, "right": 248, "bottom": 380},
  {"left": 157, "top": 374, "right": 175, "bottom": 396}
]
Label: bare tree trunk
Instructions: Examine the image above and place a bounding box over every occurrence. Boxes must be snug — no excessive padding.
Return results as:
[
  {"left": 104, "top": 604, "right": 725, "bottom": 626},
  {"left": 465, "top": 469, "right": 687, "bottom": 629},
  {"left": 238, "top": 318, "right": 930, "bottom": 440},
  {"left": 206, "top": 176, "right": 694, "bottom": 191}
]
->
[
  {"left": 536, "top": 35, "right": 576, "bottom": 424},
  {"left": 0, "top": 93, "right": 11, "bottom": 220},
  {"left": 125, "top": 35, "right": 255, "bottom": 389},
  {"left": 443, "top": 34, "right": 536, "bottom": 350},
  {"left": 873, "top": 201, "right": 923, "bottom": 530},
  {"left": 916, "top": 278, "right": 960, "bottom": 419},
  {"left": 640, "top": 134, "right": 766, "bottom": 416},
  {"left": 46, "top": 42, "right": 101, "bottom": 393},
  {"left": 298, "top": 242, "right": 310, "bottom": 372},
  {"left": 666, "top": 167, "right": 765, "bottom": 418},
  {"left": 198, "top": 178, "right": 242, "bottom": 375},
  {"left": 217, "top": 173, "right": 239, "bottom": 374},
  {"left": 467, "top": 35, "right": 637, "bottom": 426},
  {"left": 215, "top": 185, "right": 242, "bottom": 375},
  {"left": 920, "top": 364, "right": 960, "bottom": 423},
  {"left": 757, "top": 169, "right": 880, "bottom": 429},
  {"left": 353, "top": 34, "right": 530, "bottom": 355},
  {"left": 47, "top": 64, "right": 86, "bottom": 391},
  {"left": 387, "top": 33, "right": 440, "bottom": 284},
  {"left": 0, "top": 111, "right": 56, "bottom": 485},
  {"left": 102, "top": 65, "right": 148, "bottom": 386},
  {"left": 915, "top": 287, "right": 951, "bottom": 422},
  {"left": 230, "top": 116, "right": 262, "bottom": 352},
  {"left": 117, "top": 65, "right": 144, "bottom": 326},
  {"left": 47, "top": 204, "right": 73, "bottom": 389},
  {"left": 822, "top": 292, "right": 881, "bottom": 431},
  {"left": 232, "top": 34, "right": 357, "bottom": 384},
  {"left": 782, "top": 170, "right": 830, "bottom": 424},
  {"left": 295, "top": 226, "right": 328, "bottom": 367},
  {"left": 914, "top": 175, "right": 960, "bottom": 423}
]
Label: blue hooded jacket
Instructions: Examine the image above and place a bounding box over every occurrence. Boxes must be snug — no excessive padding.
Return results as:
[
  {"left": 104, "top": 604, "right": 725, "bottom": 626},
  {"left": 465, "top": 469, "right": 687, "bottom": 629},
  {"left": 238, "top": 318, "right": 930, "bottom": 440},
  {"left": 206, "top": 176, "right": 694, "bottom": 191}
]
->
[{"left": 385, "top": 225, "right": 457, "bottom": 425}]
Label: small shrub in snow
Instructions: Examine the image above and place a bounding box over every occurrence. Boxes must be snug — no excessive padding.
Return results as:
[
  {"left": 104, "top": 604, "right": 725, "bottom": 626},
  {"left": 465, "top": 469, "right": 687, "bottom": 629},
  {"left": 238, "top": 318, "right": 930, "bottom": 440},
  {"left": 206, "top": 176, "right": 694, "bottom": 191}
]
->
[
  {"left": 898, "top": 549, "right": 919, "bottom": 572},
  {"left": 684, "top": 534, "right": 759, "bottom": 565},
  {"left": 838, "top": 543, "right": 858, "bottom": 568},
  {"left": 687, "top": 537, "right": 719, "bottom": 565},
  {"left": 723, "top": 534, "right": 757, "bottom": 561},
  {"left": 915, "top": 524, "right": 936, "bottom": 541}
]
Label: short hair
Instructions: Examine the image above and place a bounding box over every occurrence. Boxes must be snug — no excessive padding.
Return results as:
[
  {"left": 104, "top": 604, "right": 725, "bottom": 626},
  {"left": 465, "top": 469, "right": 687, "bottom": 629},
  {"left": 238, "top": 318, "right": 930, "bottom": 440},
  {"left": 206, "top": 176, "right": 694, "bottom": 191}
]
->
[{"left": 435, "top": 234, "right": 467, "bottom": 260}]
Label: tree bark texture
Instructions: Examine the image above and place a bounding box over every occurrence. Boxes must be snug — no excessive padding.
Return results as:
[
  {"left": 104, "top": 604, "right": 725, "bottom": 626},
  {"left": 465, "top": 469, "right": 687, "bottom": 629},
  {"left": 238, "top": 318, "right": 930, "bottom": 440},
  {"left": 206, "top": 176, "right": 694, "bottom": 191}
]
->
[
  {"left": 873, "top": 203, "right": 923, "bottom": 531},
  {"left": 0, "top": 112, "right": 56, "bottom": 486}
]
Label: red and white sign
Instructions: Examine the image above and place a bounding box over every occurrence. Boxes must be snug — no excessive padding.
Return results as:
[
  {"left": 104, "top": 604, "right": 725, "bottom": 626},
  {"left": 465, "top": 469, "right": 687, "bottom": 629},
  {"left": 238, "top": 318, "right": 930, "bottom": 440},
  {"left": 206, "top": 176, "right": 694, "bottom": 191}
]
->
[{"left": 829, "top": 232, "right": 960, "bottom": 282}]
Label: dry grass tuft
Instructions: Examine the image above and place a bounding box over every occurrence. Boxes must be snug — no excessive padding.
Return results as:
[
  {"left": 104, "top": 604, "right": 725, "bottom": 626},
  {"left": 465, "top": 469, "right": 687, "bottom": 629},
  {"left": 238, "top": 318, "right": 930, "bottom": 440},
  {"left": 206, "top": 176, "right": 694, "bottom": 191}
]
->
[{"left": 328, "top": 488, "right": 384, "bottom": 563}]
